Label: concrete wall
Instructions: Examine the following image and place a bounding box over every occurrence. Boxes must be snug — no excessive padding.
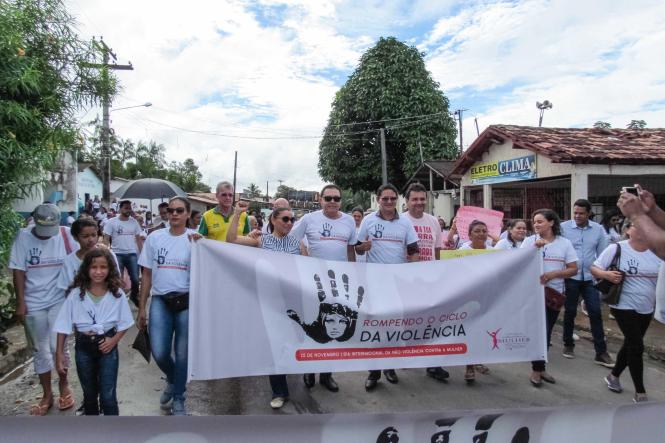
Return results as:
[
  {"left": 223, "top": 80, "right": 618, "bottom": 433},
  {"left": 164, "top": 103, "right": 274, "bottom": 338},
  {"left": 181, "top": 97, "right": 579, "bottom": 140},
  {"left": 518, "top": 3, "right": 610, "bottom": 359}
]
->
[{"left": 77, "top": 167, "right": 102, "bottom": 205}]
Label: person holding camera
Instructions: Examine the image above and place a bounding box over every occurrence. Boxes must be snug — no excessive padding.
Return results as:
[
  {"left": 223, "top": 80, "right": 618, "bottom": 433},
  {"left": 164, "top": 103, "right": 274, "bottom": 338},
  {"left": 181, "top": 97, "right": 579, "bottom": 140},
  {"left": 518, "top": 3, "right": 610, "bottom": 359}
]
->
[{"left": 592, "top": 220, "right": 663, "bottom": 402}]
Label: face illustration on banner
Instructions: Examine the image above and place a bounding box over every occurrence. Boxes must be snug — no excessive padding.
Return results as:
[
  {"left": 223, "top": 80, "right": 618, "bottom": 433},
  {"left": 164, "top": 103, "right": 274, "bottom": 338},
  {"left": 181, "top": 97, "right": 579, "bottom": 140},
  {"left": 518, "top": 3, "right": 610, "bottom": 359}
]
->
[
  {"left": 376, "top": 427, "right": 399, "bottom": 443},
  {"left": 287, "top": 269, "right": 365, "bottom": 344}
]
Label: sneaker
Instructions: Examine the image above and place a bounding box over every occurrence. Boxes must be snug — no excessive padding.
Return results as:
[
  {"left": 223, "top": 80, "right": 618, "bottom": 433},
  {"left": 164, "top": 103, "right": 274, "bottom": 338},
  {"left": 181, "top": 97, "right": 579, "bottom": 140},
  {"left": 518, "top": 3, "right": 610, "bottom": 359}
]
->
[
  {"left": 270, "top": 397, "right": 285, "bottom": 409},
  {"left": 160, "top": 383, "right": 174, "bottom": 410},
  {"left": 171, "top": 396, "right": 187, "bottom": 416},
  {"left": 562, "top": 346, "right": 575, "bottom": 359},
  {"left": 633, "top": 393, "right": 648, "bottom": 403},
  {"left": 595, "top": 352, "right": 615, "bottom": 368},
  {"left": 604, "top": 374, "right": 622, "bottom": 393}
]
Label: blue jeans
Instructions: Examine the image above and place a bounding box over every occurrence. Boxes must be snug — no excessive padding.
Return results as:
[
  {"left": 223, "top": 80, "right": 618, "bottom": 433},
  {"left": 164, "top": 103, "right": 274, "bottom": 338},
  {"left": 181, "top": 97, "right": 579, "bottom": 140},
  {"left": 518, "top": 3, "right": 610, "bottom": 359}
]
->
[
  {"left": 75, "top": 341, "right": 119, "bottom": 415},
  {"left": 269, "top": 375, "right": 289, "bottom": 398},
  {"left": 563, "top": 279, "right": 607, "bottom": 355},
  {"left": 149, "top": 296, "right": 189, "bottom": 398},
  {"left": 115, "top": 253, "right": 139, "bottom": 300}
]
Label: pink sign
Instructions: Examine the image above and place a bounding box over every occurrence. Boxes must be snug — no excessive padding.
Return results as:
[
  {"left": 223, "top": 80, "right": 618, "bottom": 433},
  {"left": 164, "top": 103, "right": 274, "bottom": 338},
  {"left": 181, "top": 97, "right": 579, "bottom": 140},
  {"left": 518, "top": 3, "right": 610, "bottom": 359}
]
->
[{"left": 455, "top": 206, "right": 504, "bottom": 242}]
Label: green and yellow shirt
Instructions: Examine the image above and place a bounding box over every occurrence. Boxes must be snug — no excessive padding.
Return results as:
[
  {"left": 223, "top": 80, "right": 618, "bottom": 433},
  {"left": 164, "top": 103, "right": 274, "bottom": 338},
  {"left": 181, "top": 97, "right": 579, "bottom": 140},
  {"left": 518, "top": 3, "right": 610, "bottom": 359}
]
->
[{"left": 198, "top": 206, "right": 250, "bottom": 242}]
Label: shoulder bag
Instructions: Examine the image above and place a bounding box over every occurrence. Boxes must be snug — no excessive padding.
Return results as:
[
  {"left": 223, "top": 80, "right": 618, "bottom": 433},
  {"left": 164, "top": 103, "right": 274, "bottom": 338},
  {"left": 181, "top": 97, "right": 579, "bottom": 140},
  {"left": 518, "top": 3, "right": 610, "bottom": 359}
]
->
[{"left": 593, "top": 244, "right": 624, "bottom": 305}]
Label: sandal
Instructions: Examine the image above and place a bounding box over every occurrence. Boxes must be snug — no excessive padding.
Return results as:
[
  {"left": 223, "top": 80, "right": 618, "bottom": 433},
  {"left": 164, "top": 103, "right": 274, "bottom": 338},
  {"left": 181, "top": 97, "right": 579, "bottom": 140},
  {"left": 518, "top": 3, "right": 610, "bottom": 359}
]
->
[
  {"left": 475, "top": 364, "right": 490, "bottom": 375},
  {"left": 58, "top": 393, "right": 75, "bottom": 410},
  {"left": 29, "top": 399, "right": 53, "bottom": 416}
]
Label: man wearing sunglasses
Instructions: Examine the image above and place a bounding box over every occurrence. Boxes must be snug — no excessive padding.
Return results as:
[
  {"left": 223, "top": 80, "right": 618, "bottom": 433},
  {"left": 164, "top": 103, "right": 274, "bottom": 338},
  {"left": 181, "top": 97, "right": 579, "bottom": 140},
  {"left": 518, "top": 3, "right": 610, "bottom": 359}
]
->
[
  {"left": 103, "top": 200, "right": 143, "bottom": 306},
  {"left": 356, "top": 183, "right": 420, "bottom": 391},
  {"left": 289, "top": 184, "right": 357, "bottom": 392},
  {"left": 199, "top": 181, "right": 250, "bottom": 242}
]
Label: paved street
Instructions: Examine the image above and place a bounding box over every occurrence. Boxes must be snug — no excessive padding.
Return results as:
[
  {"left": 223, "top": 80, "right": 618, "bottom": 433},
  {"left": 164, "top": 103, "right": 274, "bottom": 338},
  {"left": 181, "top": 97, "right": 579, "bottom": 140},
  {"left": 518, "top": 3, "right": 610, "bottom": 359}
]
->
[{"left": 2, "top": 321, "right": 664, "bottom": 417}]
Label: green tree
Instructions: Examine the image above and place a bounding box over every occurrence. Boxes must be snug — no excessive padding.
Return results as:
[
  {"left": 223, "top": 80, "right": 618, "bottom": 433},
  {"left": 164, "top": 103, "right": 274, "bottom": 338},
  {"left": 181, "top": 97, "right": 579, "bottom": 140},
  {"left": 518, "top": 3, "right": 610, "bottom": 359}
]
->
[
  {"left": 593, "top": 121, "right": 612, "bottom": 129},
  {"left": 0, "top": 0, "right": 112, "bottom": 266},
  {"left": 275, "top": 184, "right": 296, "bottom": 199},
  {"left": 340, "top": 189, "right": 371, "bottom": 212},
  {"left": 247, "top": 183, "right": 261, "bottom": 198},
  {"left": 627, "top": 120, "right": 647, "bottom": 130},
  {"left": 318, "top": 37, "right": 458, "bottom": 191},
  {"left": 165, "top": 158, "right": 210, "bottom": 193}
]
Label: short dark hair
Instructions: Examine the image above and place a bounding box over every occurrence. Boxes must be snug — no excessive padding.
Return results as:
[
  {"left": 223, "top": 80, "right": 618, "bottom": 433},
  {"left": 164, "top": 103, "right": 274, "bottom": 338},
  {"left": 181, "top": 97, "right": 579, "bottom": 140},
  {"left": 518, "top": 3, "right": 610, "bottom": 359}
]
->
[
  {"left": 468, "top": 219, "right": 487, "bottom": 236},
  {"left": 119, "top": 200, "right": 132, "bottom": 209},
  {"left": 376, "top": 183, "right": 399, "bottom": 198},
  {"left": 351, "top": 206, "right": 364, "bottom": 215},
  {"left": 532, "top": 208, "right": 562, "bottom": 236},
  {"left": 158, "top": 202, "right": 169, "bottom": 210},
  {"left": 405, "top": 182, "right": 427, "bottom": 200},
  {"left": 573, "top": 199, "right": 592, "bottom": 212},
  {"left": 71, "top": 218, "right": 98, "bottom": 238},
  {"left": 506, "top": 219, "right": 526, "bottom": 247},
  {"left": 320, "top": 184, "right": 341, "bottom": 197}
]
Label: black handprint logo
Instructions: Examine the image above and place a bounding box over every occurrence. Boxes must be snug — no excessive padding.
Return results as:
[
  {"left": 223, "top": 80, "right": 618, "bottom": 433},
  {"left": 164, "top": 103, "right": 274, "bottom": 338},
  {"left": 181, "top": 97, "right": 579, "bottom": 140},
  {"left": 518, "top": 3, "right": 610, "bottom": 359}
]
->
[
  {"left": 626, "top": 258, "right": 638, "bottom": 275},
  {"left": 320, "top": 222, "right": 333, "bottom": 238},
  {"left": 117, "top": 227, "right": 124, "bottom": 235},
  {"left": 157, "top": 248, "right": 168, "bottom": 265},
  {"left": 28, "top": 248, "right": 42, "bottom": 266},
  {"left": 287, "top": 269, "right": 365, "bottom": 343},
  {"left": 370, "top": 224, "right": 384, "bottom": 239}
]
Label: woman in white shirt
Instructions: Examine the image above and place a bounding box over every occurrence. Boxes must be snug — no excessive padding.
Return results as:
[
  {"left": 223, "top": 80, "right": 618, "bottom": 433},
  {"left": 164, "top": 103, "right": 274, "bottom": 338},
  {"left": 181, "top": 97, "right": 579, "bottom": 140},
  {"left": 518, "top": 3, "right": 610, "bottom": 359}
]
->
[
  {"left": 138, "top": 197, "right": 199, "bottom": 416},
  {"left": 521, "top": 209, "right": 578, "bottom": 387},
  {"left": 54, "top": 248, "right": 133, "bottom": 415},
  {"left": 494, "top": 219, "right": 527, "bottom": 250},
  {"left": 592, "top": 220, "right": 663, "bottom": 402},
  {"left": 228, "top": 202, "right": 301, "bottom": 409}
]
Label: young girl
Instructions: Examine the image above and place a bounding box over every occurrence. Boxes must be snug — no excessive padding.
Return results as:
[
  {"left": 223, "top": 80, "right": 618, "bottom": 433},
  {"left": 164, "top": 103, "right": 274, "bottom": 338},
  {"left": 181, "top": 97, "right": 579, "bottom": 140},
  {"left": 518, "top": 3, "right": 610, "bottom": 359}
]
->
[{"left": 54, "top": 249, "right": 134, "bottom": 415}]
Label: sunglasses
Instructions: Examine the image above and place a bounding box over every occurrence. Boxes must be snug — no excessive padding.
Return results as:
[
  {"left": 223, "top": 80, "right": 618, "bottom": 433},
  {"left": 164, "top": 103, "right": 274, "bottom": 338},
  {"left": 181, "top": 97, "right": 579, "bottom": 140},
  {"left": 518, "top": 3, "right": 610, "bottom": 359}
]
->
[
  {"left": 323, "top": 196, "right": 341, "bottom": 202},
  {"left": 166, "top": 207, "right": 186, "bottom": 214},
  {"left": 380, "top": 197, "right": 398, "bottom": 202},
  {"left": 280, "top": 216, "right": 296, "bottom": 224}
]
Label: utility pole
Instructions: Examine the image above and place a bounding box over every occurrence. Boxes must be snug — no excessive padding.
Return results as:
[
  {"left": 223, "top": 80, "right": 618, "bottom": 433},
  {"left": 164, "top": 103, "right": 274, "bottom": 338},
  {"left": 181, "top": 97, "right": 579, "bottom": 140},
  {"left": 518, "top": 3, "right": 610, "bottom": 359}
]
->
[
  {"left": 379, "top": 128, "right": 388, "bottom": 185},
  {"left": 454, "top": 109, "right": 467, "bottom": 152},
  {"left": 266, "top": 180, "right": 269, "bottom": 202},
  {"left": 89, "top": 38, "right": 133, "bottom": 205},
  {"left": 232, "top": 150, "right": 238, "bottom": 205},
  {"left": 474, "top": 117, "right": 480, "bottom": 136}
]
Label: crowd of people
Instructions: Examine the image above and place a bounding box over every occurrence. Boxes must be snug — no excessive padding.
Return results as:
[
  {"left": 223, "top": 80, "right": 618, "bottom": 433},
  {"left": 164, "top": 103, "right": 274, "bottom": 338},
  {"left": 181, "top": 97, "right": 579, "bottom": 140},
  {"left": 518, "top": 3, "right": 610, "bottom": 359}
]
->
[{"left": 8, "top": 180, "right": 664, "bottom": 416}]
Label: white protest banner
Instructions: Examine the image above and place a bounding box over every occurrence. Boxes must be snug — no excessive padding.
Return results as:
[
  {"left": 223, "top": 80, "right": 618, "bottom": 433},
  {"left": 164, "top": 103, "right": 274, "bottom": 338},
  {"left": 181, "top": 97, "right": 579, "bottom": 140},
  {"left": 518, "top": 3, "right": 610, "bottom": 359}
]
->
[
  {"left": 455, "top": 206, "right": 504, "bottom": 241},
  {"left": 188, "top": 241, "right": 545, "bottom": 380},
  {"left": 5, "top": 402, "right": 664, "bottom": 442}
]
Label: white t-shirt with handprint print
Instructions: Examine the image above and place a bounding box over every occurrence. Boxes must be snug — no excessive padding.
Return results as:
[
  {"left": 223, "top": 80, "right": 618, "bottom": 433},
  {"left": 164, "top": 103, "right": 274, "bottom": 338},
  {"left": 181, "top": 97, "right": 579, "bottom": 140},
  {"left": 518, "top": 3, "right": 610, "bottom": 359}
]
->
[
  {"left": 9, "top": 227, "right": 79, "bottom": 311},
  {"left": 358, "top": 211, "right": 419, "bottom": 264},
  {"left": 103, "top": 216, "right": 142, "bottom": 254},
  {"left": 290, "top": 210, "right": 357, "bottom": 261},
  {"left": 138, "top": 229, "right": 194, "bottom": 295},
  {"left": 594, "top": 240, "right": 663, "bottom": 314}
]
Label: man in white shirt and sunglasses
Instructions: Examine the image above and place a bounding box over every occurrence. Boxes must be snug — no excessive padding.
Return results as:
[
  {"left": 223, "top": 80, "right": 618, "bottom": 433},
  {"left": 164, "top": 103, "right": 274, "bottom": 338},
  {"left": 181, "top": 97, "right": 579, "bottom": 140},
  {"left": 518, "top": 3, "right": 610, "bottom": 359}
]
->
[{"left": 290, "top": 184, "right": 357, "bottom": 392}]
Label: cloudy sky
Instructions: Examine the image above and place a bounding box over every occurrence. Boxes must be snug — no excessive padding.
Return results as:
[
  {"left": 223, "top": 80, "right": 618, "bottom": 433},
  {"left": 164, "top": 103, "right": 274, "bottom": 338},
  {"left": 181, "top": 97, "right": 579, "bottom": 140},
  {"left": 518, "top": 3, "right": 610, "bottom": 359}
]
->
[{"left": 66, "top": 0, "right": 665, "bottom": 193}]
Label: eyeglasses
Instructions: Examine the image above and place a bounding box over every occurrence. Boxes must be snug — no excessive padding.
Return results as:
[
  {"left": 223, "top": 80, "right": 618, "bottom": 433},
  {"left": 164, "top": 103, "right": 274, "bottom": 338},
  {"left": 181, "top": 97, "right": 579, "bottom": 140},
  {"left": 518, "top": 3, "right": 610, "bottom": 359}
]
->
[
  {"left": 323, "top": 196, "right": 341, "bottom": 202},
  {"left": 280, "top": 216, "right": 296, "bottom": 224},
  {"left": 380, "top": 197, "right": 398, "bottom": 202},
  {"left": 219, "top": 193, "right": 233, "bottom": 198},
  {"left": 166, "top": 207, "right": 186, "bottom": 214}
]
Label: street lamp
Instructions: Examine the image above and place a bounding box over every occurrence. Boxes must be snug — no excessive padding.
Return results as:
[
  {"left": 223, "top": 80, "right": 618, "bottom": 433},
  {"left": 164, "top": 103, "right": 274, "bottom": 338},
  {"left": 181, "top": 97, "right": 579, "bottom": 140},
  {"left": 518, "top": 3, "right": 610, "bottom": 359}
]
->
[
  {"left": 536, "top": 100, "right": 553, "bottom": 127},
  {"left": 102, "top": 101, "right": 152, "bottom": 204}
]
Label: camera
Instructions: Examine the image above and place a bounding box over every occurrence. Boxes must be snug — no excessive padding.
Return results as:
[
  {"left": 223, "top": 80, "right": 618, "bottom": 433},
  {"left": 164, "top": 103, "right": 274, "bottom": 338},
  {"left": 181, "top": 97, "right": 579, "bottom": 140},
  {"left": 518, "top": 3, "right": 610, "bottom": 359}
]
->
[{"left": 621, "top": 186, "right": 639, "bottom": 197}]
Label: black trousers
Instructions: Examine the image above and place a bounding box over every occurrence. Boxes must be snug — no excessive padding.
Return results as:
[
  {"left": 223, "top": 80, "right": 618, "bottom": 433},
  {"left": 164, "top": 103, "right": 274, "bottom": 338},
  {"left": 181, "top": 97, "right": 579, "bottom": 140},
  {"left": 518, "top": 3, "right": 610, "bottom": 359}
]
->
[
  {"left": 532, "top": 307, "right": 560, "bottom": 372},
  {"left": 611, "top": 308, "right": 652, "bottom": 393}
]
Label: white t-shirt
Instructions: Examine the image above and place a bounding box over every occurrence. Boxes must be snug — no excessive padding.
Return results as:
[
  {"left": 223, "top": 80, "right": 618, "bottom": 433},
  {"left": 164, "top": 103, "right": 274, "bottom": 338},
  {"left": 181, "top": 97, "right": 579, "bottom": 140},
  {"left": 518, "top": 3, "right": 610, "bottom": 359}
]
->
[
  {"left": 459, "top": 243, "right": 487, "bottom": 250},
  {"left": 494, "top": 238, "right": 523, "bottom": 250},
  {"left": 66, "top": 215, "right": 75, "bottom": 226},
  {"left": 358, "top": 211, "right": 419, "bottom": 264},
  {"left": 138, "top": 229, "right": 194, "bottom": 295},
  {"left": 404, "top": 212, "right": 441, "bottom": 261},
  {"left": 54, "top": 289, "right": 134, "bottom": 335},
  {"left": 56, "top": 249, "right": 120, "bottom": 292},
  {"left": 290, "top": 210, "right": 357, "bottom": 261},
  {"left": 9, "top": 227, "right": 79, "bottom": 311},
  {"left": 110, "top": 201, "right": 118, "bottom": 212},
  {"left": 607, "top": 227, "right": 622, "bottom": 244},
  {"left": 521, "top": 235, "right": 578, "bottom": 293},
  {"left": 594, "top": 241, "right": 663, "bottom": 314},
  {"left": 103, "top": 217, "right": 142, "bottom": 254},
  {"left": 459, "top": 239, "right": 494, "bottom": 249}
]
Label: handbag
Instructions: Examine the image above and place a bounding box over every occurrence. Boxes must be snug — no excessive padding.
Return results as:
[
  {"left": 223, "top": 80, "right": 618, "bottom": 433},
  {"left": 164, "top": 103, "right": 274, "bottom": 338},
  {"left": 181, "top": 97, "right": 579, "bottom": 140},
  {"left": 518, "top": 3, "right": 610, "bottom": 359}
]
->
[
  {"left": 544, "top": 287, "right": 566, "bottom": 311},
  {"left": 162, "top": 291, "right": 189, "bottom": 313},
  {"left": 132, "top": 327, "right": 151, "bottom": 363},
  {"left": 594, "top": 244, "right": 624, "bottom": 305}
]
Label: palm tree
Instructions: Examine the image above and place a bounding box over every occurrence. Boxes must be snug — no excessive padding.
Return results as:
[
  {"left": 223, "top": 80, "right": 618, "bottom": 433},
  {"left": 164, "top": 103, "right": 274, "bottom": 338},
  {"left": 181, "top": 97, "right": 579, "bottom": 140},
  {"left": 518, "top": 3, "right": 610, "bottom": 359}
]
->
[{"left": 247, "top": 183, "right": 261, "bottom": 198}]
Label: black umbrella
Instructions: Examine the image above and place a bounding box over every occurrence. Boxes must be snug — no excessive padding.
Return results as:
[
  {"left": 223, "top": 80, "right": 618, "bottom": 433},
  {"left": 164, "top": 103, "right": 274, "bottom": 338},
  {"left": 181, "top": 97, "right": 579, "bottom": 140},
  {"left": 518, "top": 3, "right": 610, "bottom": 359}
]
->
[{"left": 112, "top": 178, "right": 187, "bottom": 210}]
